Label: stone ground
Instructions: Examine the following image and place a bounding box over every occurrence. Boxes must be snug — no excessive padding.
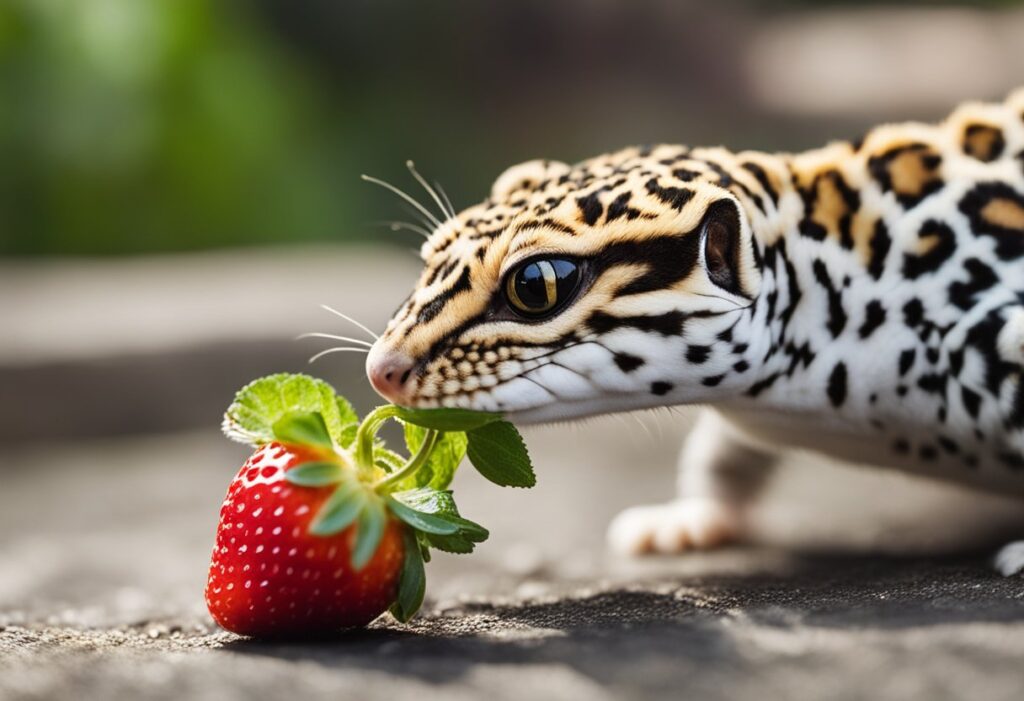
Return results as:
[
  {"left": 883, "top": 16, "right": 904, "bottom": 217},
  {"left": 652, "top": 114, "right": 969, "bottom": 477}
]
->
[{"left": 2, "top": 249, "right": 1024, "bottom": 701}]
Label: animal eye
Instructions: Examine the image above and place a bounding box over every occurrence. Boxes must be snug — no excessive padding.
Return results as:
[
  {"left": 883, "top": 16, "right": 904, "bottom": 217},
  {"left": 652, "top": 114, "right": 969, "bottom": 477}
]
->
[{"left": 504, "top": 258, "right": 580, "bottom": 317}]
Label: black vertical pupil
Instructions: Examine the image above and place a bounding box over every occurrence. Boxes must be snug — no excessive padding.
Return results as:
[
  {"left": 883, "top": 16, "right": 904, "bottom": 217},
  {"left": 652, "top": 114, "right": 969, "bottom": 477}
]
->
[
  {"left": 514, "top": 263, "right": 549, "bottom": 308},
  {"left": 511, "top": 258, "right": 579, "bottom": 312}
]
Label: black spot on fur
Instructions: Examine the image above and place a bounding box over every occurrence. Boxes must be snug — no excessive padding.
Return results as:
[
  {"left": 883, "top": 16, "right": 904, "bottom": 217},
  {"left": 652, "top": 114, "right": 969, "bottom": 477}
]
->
[
  {"left": 671, "top": 168, "right": 700, "bottom": 181},
  {"left": 702, "top": 374, "right": 725, "bottom": 387},
  {"left": 917, "top": 372, "right": 947, "bottom": 395},
  {"left": 586, "top": 309, "right": 687, "bottom": 337},
  {"left": 605, "top": 192, "right": 644, "bottom": 222},
  {"left": 937, "top": 436, "right": 959, "bottom": 454},
  {"left": 903, "top": 299, "right": 925, "bottom": 328},
  {"left": 613, "top": 353, "right": 645, "bottom": 373},
  {"left": 948, "top": 257, "right": 998, "bottom": 310},
  {"left": 965, "top": 309, "right": 1018, "bottom": 396},
  {"left": 902, "top": 220, "right": 956, "bottom": 279},
  {"left": 733, "top": 360, "right": 749, "bottom": 373},
  {"left": 741, "top": 161, "right": 780, "bottom": 209},
  {"left": 603, "top": 234, "right": 703, "bottom": 298},
  {"left": 919, "top": 445, "right": 938, "bottom": 461},
  {"left": 868, "top": 143, "right": 943, "bottom": 209},
  {"left": 949, "top": 349, "right": 964, "bottom": 376},
  {"left": 892, "top": 439, "right": 910, "bottom": 454},
  {"left": 650, "top": 381, "right": 673, "bottom": 396},
  {"left": 748, "top": 372, "right": 783, "bottom": 397},
  {"left": 686, "top": 345, "right": 711, "bottom": 364},
  {"left": 416, "top": 265, "right": 472, "bottom": 325},
  {"left": 576, "top": 192, "right": 604, "bottom": 226},
  {"left": 959, "top": 182, "right": 1024, "bottom": 260},
  {"left": 963, "top": 123, "right": 1005, "bottom": 162},
  {"left": 827, "top": 362, "right": 848, "bottom": 407},
  {"left": 644, "top": 178, "right": 695, "bottom": 211},
  {"left": 858, "top": 300, "right": 886, "bottom": 339},
  {"left": 812, "top": 260, "right": 847, "bottom": 338},
  {"left": 867, "top": 220, "right": 891, "bottom": 279}
]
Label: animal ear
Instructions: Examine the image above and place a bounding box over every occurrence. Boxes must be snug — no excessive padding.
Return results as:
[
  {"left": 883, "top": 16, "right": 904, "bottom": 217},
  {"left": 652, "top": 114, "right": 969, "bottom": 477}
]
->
[
  {"left": 490, "top": 159, "right": 570, "bottom": 201},
  {"left": 701, "top": 199, "right": 746, "bottom": 297}
]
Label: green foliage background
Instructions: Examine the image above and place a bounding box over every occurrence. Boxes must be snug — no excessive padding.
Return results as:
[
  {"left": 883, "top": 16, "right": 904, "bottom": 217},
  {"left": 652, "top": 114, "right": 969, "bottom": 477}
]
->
[{"left": 1, "top": 0, "right": 1019, "bottom": 256}]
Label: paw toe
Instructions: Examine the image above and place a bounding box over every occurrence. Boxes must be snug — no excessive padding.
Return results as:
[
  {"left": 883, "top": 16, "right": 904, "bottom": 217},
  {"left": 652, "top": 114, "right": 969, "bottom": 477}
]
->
[
  {"left": 607, "top": 499, "right": 739, "bottom": 557},
  {"left": 993, "top": 540, "right": 1024, "bottom": 576}
]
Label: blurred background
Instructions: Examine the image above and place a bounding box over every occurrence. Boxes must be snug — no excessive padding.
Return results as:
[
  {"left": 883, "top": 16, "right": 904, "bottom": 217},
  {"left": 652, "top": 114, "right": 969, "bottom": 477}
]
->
[{"left": 3, "top": 0, "right": 1024, "bottom": 630}]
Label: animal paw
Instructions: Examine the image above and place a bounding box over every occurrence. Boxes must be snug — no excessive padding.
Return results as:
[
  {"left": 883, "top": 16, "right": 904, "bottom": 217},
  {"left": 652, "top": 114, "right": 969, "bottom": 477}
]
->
[
  {"left": 993, "top": 540, "right": 1024, "bottom": 576},
  {"left": 607, "top": 498, "right": 741, "bottom": 556}
]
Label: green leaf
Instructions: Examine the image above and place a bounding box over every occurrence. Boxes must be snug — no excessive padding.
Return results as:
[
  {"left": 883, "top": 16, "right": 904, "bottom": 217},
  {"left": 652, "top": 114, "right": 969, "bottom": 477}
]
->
[
  {"left": 394, "top": 406, "right": 502, "bottom": 432},
  {"left": 272, "top": 411, "right": 333, "bottom": 448},
  {"left": 392, "top": 487, "right": 459, "bottom": 517},
  {"left": 351, "top": 497, "right": 387, "bottom": 570},
  {"left": 424, "top": 514, "right": 488, "bottom": 554},
  {"left": 388, "top": 488, "right": 489, "bottom": 553},
  {"left": 309, "top": 482, "right": 365, "bottom": 536},
  {"left": 338, "top": 423, "right": 358, "bottom": 450},
  {"left": 466, "top": 420, "right": 535, "bottom": 487},
  {"left": 284, "top": 461, "right": 344, "bottom": 487},
  {"left": 400, "top": 423, "right": 468, "bottom": 490},
  {"left": 222, "top": 373, "right": 355, "bottom": 447},
  {"left": 385, "top": 495, "right": 460, "bottom": 535},
  {"left": 335, "top": 395, "right": 358, "bottom": 428},
  {"left": 425, "top": 532, "right": 477, "bottom": 554},
  {"left": 389, "top": 529, "right": 425, "bottom": 623}
]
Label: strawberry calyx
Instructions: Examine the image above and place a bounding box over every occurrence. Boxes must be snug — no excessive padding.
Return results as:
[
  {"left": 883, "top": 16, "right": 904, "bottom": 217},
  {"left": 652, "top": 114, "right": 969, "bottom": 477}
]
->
[{"left": 221, "top": 372, "right": 536, "bottom": 623}]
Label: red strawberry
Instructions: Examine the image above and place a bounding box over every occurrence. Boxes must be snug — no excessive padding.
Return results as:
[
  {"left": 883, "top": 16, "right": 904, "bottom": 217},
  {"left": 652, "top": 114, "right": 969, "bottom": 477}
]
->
[
  {"left": 205, "top": 442, "right": 406, "bottom": 637},
  {"left": 208, "top": 373, "right": 532, "bottom": 637}
]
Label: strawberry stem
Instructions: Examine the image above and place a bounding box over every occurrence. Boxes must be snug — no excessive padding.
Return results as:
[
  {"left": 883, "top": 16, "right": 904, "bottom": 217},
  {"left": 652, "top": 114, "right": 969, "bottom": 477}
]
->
[
  {"left": 375, "top": 429, "right": 439, "bottom": 493},
  {"left": 354, "top": 405, "right": 400, "bottom": 478}
]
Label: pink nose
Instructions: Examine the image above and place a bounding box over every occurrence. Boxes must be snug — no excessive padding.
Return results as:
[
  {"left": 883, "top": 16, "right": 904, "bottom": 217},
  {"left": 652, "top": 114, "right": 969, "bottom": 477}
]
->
[{"left": 366, "top": 350, "right": 415, "bottom": 404}]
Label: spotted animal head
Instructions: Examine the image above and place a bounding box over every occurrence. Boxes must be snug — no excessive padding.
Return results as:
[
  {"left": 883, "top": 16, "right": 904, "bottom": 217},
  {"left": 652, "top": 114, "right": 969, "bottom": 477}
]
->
[{"left": 366, "top": 147, "right": 766, "bottom": 423}]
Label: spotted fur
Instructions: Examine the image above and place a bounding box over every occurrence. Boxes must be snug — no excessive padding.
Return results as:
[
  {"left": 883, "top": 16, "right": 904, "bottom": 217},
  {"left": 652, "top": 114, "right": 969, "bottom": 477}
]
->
[{"left": 369, "top": 89, "right": 1024, "bottom": 502}]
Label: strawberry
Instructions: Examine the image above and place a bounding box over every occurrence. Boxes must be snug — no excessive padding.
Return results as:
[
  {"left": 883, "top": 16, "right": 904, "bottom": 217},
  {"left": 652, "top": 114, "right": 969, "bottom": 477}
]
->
[
  {"left": 205, "top": 442, "right": 406, "bottom": 637},
  {"left": 206, "top": 373, "right": 535, "bottom": 637}
]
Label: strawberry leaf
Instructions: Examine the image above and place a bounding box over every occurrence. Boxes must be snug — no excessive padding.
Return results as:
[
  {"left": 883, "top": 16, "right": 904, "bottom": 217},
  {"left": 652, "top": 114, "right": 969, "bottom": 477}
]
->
[
  {"left": 399, "top": 423, "right": 468, "bottom": 490},
  {"left": 384, "top": 495, "right": 460, "bottom": 535},
  {"left": 392, "top": 486, "right": 459, "bottom": 516},
  {"left": 351, "top": 497, "right": 387, "bottom": 570},
  {"left": 389, "top": 529, "right": 425, "bottom": 623},
  {"left": 394, "top": 406, "right": 501, "bottom": 432},
  {"left": 284, "top": 461, "right": 344, "bottom": 487},
  {"left": 335, "top": 395, "right": 358, "bottom": 430},
  {"left": 272, "top": 411, "right": 333, "bottom": 448},
  {"left": 465, "top": 420, "right": 535, "bottom": 488},
  {"left": 222, "top": 373, "right": 356, "bottom": 448},
  {"left": 309, "top": 481, "right": 365, "bottom": 536},
  {"left": 387, "top": 488, "right": 489, "bottom": 554}
]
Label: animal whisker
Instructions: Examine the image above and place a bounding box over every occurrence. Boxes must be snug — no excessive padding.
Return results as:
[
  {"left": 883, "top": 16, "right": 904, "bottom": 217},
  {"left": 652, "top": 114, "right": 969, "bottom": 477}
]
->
[
  {"left": 372, "top": 220, "right": 431, "bottom": 239},
  {"left": 433, "top": 179, "right": 456, "bottom": 219},
  {"left": 297, "top": 332, "right": 374, "bottom": 347},
  {"left": 320, "top": 304, "right": 380, "bottom": 340},
  {"left": 406, "top": 160, "right": 455, "bottom": 222},
  {"left": 308, "top": 347, "right": 371, "bottom": 364},
  {"left": 361, "top": 173, "right": 442, "bottom": 230}
]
